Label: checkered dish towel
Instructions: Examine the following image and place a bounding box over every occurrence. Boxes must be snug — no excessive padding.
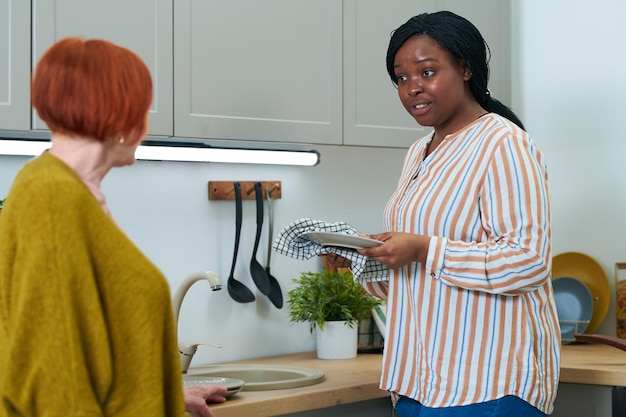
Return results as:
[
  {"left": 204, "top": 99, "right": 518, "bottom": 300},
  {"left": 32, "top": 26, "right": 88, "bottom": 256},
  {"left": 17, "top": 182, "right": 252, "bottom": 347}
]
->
[{"left": 272, "top": 218, "right": 389, "bottom": 282}]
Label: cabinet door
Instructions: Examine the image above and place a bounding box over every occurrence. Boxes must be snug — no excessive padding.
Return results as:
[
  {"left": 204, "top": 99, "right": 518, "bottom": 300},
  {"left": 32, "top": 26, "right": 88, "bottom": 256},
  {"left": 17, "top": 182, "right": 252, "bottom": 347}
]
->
[
  {"left": 32, "top": 0, "right": 173, "bottom": 135},
  {"left": 0, "top": 0, "right": 30, "bottom": 131},
  {"left": 435, "top": 0, "right": 511, "bottom": 106},
  {"left": 343, "top": 0, "right": 434, "bottom": 148},
  {"left": 174, "top": 0, "right": 343, "bottom": 144},
  {"left": 343, "top": 0, "right": 511, "bottom": 148}
]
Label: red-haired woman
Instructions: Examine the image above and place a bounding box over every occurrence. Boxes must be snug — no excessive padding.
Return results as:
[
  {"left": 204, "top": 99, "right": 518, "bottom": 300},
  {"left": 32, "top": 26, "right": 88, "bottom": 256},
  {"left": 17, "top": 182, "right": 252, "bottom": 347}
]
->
[{"left": 0, "top": 37, "right": 226, "bottom": 417}]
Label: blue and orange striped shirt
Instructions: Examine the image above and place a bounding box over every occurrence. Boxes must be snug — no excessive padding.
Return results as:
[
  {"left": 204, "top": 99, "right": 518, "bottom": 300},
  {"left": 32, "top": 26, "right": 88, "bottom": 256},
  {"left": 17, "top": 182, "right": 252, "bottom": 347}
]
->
[{"left": 363, "top": 114, "right": 560, "bottom": 414}]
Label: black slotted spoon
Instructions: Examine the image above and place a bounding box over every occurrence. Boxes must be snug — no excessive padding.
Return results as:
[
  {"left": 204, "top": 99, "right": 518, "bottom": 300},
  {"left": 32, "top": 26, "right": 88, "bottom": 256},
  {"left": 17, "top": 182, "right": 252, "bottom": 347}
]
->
[{"left": 227, "top": 182, "right": 255, "bottom": 303}]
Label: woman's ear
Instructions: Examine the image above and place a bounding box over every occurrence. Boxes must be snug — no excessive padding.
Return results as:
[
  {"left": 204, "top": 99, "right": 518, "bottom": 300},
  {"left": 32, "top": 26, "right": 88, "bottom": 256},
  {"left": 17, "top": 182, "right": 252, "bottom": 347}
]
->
[
  {"left": 462, "top": 63, "right": 472, "bottom": 81},
  {"left": 124, "top": 133, "right": 143, "bottom": 147},
  {"left": 124, "top": 126, "right": 149, "bottom": 147},
  {"left": 120, "top": 114, "right": 149, "bottom": 146}
]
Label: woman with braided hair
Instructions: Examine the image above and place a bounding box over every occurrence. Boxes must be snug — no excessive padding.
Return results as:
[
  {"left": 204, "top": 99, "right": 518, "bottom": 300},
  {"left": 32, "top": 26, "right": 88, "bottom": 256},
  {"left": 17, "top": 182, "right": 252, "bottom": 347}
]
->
[{"left": 330, "top": 11, "right": 560, "bottom": 416}]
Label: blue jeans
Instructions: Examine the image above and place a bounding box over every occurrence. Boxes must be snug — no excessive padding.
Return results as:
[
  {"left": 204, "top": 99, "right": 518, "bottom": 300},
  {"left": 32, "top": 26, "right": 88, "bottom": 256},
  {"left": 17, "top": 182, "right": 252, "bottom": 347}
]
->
[{"left": 395, "top": 395, "right": 546, "bottom": 417}]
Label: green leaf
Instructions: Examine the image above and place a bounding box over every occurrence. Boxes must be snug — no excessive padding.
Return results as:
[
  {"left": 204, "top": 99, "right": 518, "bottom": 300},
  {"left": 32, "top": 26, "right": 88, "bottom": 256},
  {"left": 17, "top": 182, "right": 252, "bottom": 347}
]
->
[{"left": 287, "top": 269, "right": 382, "bottom": 332}]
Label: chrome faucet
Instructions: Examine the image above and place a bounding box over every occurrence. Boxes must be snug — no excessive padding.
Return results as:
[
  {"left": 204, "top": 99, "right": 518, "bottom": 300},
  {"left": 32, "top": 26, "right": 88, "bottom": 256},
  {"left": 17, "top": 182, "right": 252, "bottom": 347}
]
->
[{"left": 172, "top": 271, "right": 223, "bottom": 373}]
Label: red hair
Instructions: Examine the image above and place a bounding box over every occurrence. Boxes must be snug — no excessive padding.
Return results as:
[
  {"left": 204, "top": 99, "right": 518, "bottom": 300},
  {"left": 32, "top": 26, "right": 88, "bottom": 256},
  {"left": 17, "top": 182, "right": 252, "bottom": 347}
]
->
[{"left": 32, "top": 37, "right": 153, "bottom": 143}]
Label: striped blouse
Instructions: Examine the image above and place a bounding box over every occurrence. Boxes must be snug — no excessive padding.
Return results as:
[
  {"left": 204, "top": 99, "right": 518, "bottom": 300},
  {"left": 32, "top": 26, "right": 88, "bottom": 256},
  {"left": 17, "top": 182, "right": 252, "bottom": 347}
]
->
[{"left": 363, "top": 114, "right": 560, "bottom": 414}]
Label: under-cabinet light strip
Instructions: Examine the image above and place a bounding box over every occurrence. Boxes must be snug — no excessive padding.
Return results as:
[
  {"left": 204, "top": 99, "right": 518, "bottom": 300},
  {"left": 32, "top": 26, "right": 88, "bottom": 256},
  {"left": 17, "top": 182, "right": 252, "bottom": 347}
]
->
[
  {"left": 0, "top": 139, "right": 320, "bottom": 166},
  {"left": 0, "top": 140, "right": 50, "bottom": 156},
  {"left": 136, "top": 145, "right": 319, "bottom": 165}
]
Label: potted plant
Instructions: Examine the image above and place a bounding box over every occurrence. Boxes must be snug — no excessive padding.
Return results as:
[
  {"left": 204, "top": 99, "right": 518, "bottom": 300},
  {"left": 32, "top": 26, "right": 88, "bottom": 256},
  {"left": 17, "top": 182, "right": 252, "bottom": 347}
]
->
[{"left": 287, "top": 268, "right": 381, "bottom": 359}]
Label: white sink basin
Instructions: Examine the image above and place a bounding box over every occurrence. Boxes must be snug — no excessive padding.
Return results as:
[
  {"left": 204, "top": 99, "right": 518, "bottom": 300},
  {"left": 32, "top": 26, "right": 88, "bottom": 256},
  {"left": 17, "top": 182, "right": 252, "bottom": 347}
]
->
[{"left": 184, "top": 364, "right": 325, "bottom": 391}]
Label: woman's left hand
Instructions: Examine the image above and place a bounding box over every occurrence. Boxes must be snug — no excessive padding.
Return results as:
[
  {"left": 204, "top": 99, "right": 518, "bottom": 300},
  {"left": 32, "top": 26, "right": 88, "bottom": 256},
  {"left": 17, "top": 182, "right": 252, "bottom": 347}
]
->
[
  {"left": 184, "top": 385, "right": 228, "bottom": 417},
  {"left": 358, "top": 232, "right": 430, "bottom": 269}
]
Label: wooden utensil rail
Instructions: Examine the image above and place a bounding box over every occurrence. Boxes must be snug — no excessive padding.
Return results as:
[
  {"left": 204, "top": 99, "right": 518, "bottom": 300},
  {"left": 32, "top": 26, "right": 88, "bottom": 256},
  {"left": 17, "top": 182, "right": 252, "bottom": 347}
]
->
[{"left": 208, "top": 181, "right": 282, "bottom": 200}]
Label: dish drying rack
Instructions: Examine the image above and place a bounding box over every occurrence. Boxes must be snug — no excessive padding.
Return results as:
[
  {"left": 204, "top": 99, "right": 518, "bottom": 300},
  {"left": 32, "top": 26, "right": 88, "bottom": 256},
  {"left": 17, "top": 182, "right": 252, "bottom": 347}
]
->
[{"left": 560, "top": 319, "right": 591, "bottom": 344}]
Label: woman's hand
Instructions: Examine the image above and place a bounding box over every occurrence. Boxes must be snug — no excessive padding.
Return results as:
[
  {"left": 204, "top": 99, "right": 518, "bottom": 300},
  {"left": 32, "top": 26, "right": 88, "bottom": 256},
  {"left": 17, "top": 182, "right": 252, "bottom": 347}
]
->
[
  {"left": 358, "top": 232, "right": 430, "bottom": 269},
  {"left": 184, "top": 385, "right": 228, "bottom": 417},
  {"left": 320, "top": 253, "right": 352, "bottom": 271}
]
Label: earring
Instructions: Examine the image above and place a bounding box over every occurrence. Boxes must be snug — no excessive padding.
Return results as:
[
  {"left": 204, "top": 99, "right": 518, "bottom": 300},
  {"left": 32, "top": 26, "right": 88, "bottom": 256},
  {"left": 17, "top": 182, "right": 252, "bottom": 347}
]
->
[{"left": 118, "top": 137, "right": 125, "bottom": 144}]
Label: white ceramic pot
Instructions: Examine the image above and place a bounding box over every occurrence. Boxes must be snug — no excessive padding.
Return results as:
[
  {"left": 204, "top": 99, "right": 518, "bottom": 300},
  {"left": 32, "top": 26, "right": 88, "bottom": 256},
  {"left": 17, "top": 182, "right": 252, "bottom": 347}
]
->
[{"left": 315, "top": 320, "right": 358, "bottom": 359}]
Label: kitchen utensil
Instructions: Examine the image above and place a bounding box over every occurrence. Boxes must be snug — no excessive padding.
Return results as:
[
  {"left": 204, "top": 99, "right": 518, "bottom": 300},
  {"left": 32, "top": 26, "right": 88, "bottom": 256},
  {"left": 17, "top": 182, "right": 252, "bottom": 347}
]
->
[
  {"left": 552, "top": 276, "right": 593, "bottom": 344},
  {"left": 227, "top": 182, "right": 255, "bottom": 303},
  {"left": 552, "top": 251, "right": 610, "bottom": 334},
  {"left": 250, "top": 182, "right": 271, "bottom": 295},
  {"left": 574, "top": 333, "right": 626, "bottom": 353},
  {"left": 265, "top": 185, "right": 283, "bottom": 308}
]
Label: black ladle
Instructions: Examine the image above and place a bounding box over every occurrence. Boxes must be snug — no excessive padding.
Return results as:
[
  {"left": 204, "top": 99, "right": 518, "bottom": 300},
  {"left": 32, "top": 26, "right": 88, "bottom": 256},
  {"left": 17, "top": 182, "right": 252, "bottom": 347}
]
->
[
  {"left": 227, "top": 182, "right": 255, "bottom": 303},
  {"left": 250, "top": 182, "right": 271, "bottom": 295},
  {"left": 265, "top": 185, "right": 283, "bottom": 308}
]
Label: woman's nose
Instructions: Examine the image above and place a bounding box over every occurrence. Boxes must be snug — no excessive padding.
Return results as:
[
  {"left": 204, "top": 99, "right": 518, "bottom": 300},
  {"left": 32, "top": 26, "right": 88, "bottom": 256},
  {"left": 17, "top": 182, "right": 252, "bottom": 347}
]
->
[{"left": 407, "top": 78, "right": 421, "bottom": 96}]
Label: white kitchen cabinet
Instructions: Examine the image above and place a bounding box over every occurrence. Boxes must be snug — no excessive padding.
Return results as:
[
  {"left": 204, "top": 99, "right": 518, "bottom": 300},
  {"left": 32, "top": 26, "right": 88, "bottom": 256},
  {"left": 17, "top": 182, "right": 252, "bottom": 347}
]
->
[
  {"left": 342, "top": 0, "right": 432, "bottom": 148},
  {"left": 32, "top": 0, "right": 173, "bottom": 135},
  {"left": 343, "top": 0, "right": 512, "bottom": 148},
  {"left": 437, "top": 0, "right": 511, "bottom": 106},
  {"left": 173, "top": 0, "right": 343, "bottom": 144},
  {"left": 0, "top": 0, "right": 30, "bottom": 131},
  {"left": 4, "top": 1, "right": 511, "bottom": 149}
]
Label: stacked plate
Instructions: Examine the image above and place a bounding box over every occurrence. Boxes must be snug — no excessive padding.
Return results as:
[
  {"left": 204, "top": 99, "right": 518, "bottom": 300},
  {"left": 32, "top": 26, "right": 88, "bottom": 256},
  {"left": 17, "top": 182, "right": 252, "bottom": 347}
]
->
[
  {"left": 183, "top": 376, "right": 245, "bottom": 398},
  {"left": 552, "top": 277, "right": 593, "bottom": 342},
  {"left": 552, "top": 252, "right": 610, "bottom": 344}
]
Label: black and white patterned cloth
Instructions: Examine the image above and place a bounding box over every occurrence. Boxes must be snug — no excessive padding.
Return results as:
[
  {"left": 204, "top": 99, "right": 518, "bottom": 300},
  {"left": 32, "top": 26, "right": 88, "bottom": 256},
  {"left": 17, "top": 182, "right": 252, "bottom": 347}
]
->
[{"left": 272, "top": 218, "right": 389, "bottom": 282}]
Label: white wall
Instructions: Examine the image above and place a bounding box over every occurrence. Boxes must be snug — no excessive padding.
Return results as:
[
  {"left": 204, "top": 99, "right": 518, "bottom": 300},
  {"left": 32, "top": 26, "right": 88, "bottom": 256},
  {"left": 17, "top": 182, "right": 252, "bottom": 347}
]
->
[
  {"left": 512, "top": 0, "right": 626, "bottom": 338},
  {"left": 513, "top": 1, "right": 626, "bottom": 415},
  {"left": 0, "top": 144, "right": 406, "bottom": 365}
]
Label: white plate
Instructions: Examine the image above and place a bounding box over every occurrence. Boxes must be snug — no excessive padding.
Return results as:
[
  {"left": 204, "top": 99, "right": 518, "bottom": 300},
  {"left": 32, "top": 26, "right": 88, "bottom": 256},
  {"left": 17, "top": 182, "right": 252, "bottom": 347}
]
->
[
  {"left": 302, "top": 231, "right": 383, "bottom": 250},
  {"left": 183, "top": 376, "right": 245, "bottom": 398}
]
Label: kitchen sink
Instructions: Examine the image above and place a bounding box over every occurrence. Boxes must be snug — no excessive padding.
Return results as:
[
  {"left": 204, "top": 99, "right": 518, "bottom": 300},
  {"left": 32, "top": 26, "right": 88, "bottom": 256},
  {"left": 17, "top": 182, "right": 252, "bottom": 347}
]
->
[{"left": 183, "top": 364, "right": 325, "bottom": 391}]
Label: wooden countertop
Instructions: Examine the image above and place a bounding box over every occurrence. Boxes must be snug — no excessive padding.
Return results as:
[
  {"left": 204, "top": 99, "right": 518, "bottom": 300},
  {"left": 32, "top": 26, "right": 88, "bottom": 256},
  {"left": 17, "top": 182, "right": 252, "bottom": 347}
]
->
[
  {"left": 192, "top": 343, "right": 626, "bottom": 417},
  {"left": 560, "top": 342, "right": 626, "bottom": 386},
  {"left": 190, "top": 351, "right": 386, "bottom": 417}
]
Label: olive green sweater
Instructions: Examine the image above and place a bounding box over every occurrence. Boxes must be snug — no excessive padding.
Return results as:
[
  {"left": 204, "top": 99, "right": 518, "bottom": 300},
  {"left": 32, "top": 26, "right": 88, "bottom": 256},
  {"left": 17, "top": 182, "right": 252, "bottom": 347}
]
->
[{"left": 0, "top": 152, "right": 184, "bottom": 416}]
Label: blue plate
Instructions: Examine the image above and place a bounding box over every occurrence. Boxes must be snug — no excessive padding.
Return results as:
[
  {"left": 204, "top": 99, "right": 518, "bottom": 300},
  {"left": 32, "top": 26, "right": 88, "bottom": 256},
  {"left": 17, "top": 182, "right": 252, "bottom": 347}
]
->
[
  {"left": 552, "top": 276, "right": 594, "bottom": 344},
  {"left": 552, "top": 252, "right": 609, "bottom": 334}
]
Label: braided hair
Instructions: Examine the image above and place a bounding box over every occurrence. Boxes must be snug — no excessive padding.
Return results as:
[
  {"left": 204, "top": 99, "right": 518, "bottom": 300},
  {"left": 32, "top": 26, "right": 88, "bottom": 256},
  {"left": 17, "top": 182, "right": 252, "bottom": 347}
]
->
[{"left": 386, "top": 11, "right": 524, "bottom": 130}]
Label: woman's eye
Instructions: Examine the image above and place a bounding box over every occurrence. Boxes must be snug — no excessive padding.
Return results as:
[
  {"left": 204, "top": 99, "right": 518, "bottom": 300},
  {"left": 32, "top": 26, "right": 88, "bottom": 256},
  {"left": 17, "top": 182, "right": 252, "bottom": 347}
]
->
[
  {"left": 423, "top": 69, "right": 435, "bottom": 77},
  {"left": 396, "top": 75, "right": 407, "bottom": 82}
]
